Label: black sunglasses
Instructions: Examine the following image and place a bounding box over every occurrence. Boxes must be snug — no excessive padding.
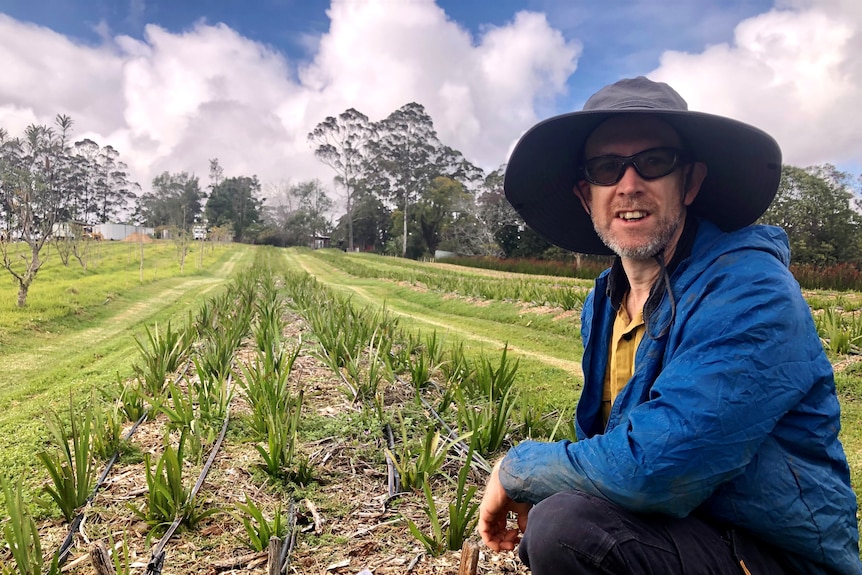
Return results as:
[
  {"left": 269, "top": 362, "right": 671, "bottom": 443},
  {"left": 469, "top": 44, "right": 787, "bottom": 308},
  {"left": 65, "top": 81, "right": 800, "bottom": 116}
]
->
[{"left": 581, "top": 147, "right": 689, "bottom": 186}]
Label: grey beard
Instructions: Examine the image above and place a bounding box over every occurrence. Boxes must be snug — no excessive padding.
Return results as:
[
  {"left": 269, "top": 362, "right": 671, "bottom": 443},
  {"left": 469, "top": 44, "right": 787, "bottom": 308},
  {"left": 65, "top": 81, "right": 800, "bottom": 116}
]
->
[{"left": 595, "top": 212, "right": 683, "bottom": 261}]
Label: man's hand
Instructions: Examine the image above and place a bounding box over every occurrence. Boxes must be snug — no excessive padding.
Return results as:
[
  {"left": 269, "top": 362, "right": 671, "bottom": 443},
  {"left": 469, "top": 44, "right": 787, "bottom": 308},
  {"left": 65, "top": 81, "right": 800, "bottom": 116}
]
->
[{"left": 478, "top": 459, "right": 532, "bottom": 551}]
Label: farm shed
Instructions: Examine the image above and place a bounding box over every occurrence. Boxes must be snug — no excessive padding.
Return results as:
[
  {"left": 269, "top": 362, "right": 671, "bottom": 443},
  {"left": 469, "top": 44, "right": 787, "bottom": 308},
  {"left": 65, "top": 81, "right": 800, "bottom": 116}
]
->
[
  {"left": 311, "top": 235, "right": 331, "bottom": 249},
  {"left": 93, "top": 223, "right": 154, "bottom": 241}
]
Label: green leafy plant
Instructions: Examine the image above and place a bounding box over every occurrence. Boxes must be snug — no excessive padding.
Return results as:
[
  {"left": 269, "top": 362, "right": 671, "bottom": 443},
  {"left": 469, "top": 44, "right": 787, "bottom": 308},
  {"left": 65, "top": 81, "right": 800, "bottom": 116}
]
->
[
  {"left": 815, "top": 305, "right": 862, "bottom": 355},
  {"left": 90, "top": 392, "right": 124, "bottom": 460},
  {"left": 117, "top": 374, "right": 147, "bottom": 422},
  {"left": 463, "top": 345, "right": 518, "bottom": 400},
  {"left": 132, "top": 437, "right": 188, "bottom": 531},
  {"left": 385, "top": 418, "right": 467, "bottom": 491},
  {"left": 255, "top": 389, "right": 306, "bottom": 482},
  {"left": 445, "top": 442, "right": 480, "bottom": 551},
  {"left": 405, "top": 444, "right": 480, "bottom": 555},
  {"left": 233, "top": 495, "right": 288, "bottom": 552},
  {"left": 239, "top": 344, "right": 300, "bottom": 437},
  {"left": 130, "top": 433, "right": 220, "bottom": 536},
  {"left": 440, "top": 341, "right": 473, "bottom": 385},
  {"left": 133, "top": 321, "right": 194, "bottom": 396},
  {"left": 253, "top": 293, "right": 285, "bottom": 354},
  {"left": 36, "top": 397, "right": 96, "bottom": 521},
  {"left": 406, "top": 479, "right": 446, "bottom": 557},
  {"left": 156, "top": 380, "right": 196, "bottom": 431},
  {"left": 1, "top": 475, "right": 60, "bottom": 575},
  {"left": 456, "top": 384, "right": 517, "bottom": 456},
  {"left": 342, "top": 331, "right": 392, "bottom": 403},
  {"left": 195, "top": 332, "right": 237, "bottom": 383},
  {"left": 191, "top": 359, "right": 233, "bottom": 426}
]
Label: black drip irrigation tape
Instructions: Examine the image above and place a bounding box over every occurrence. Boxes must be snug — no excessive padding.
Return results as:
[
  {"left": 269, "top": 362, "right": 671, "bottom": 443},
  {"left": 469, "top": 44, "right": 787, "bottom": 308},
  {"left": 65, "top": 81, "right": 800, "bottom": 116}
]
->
[
  {"left": 146, "top": 388, "right": 232, "bottom": 575},
  {"left": 317, "top": 348, "right": 406, "bottom": 502},
  {"left": 383, "top": 423, "right": 401, "bottom": 498},
  {"left": 54, "top": 408, "right": 149, "bottom": 568},
  {"left": 397, "top": 375, "right": 492, "bottom": 475},
  {"left": 53, "top": 363, "right": 196, "bottom": 568}
]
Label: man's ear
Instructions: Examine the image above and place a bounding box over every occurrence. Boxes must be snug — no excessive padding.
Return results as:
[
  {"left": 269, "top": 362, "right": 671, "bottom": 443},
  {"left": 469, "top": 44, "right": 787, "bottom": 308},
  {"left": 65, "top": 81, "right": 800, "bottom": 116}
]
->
[
  {"left": 683, "top": 162, "right": 707, "bottom": 206},
  {"left": 574, "top": 180, "right": 592, "bottom": 216}
]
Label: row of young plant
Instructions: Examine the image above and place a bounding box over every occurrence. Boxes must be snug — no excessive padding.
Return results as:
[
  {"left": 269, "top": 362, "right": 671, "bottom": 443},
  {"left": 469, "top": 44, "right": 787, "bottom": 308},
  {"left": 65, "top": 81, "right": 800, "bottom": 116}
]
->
[
  {"left": 813, "top": 304, "right": 862, "bottom": 356},
  {"left": 308, "top": 248, "right": 591, "bottom": 311},
  {"left": 318, "top": 248, "right": 862, "bottom": 362},
  {"left": 279, "top": 267, "right": 574, "bottom": 556},
  {"left": 439, "top": 254, "right": 613, "bottom": 280},
  {"left": 438, "top": 253, "right": 862, "bottom": 294},
  {"left": 0, "top": 255, "right": 304, "bottom": 574}
]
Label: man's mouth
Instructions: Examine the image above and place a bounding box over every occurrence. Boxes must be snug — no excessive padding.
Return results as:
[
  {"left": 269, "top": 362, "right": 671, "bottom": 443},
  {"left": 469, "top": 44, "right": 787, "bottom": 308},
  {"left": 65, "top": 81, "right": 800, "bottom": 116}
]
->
[{"left": 618, "top": 210, "right": 648, "bottom": 221}]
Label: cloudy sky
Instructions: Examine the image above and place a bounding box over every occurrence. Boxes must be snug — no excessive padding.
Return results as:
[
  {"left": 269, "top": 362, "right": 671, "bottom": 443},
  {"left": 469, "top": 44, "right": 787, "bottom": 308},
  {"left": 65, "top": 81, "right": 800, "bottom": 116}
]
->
[{"left": 2, "top": 0, "right": 860, "bottom": 206}]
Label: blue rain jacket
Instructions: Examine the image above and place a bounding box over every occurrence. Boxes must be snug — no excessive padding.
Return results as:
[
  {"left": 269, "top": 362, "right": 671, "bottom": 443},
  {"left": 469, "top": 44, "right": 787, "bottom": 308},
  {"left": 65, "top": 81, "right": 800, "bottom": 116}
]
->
[{"left": 499, "top": 219, "right": 861, "bottom": 574}]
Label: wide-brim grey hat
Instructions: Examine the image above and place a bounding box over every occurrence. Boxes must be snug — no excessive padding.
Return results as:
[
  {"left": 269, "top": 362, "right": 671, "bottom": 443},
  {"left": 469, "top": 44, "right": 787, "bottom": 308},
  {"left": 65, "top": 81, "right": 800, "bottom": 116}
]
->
[{"left": 504, "top": 76, "right": 782, "bottom": 255}]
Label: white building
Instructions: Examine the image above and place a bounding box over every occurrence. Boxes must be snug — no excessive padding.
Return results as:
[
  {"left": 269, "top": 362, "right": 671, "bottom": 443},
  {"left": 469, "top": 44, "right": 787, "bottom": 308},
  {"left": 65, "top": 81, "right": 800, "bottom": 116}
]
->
[{"left": 93, "top": 223, "right": 154, "bottom": 241}]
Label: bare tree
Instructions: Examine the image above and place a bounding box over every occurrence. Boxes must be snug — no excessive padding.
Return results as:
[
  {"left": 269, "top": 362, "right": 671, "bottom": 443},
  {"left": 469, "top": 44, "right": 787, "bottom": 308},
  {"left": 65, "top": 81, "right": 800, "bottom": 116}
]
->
[{"left": 0, "top": 116, "right": 69, "bottom": 307}]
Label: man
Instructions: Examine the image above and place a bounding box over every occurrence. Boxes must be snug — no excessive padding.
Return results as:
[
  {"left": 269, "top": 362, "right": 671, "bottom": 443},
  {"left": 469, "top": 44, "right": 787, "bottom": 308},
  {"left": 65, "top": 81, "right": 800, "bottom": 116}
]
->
[{"left": 478, "top": 77, "right": 861, "bottom": 574}]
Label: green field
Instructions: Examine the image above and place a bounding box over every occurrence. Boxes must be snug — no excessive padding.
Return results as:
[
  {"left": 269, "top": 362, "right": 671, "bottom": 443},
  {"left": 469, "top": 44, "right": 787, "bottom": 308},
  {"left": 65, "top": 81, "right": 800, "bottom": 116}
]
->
[
  {"left": 0, "top": 240, "right": 255, "bottom": 482},
  {"left": 0, "top": 243, "right": 859, "bottom": 567}
]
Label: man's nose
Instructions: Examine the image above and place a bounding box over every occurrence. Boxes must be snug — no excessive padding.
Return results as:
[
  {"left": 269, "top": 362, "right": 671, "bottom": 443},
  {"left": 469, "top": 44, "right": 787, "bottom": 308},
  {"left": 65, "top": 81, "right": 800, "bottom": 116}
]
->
[{"left": 615, "top": 163, "right": 642, "bottom": 193}]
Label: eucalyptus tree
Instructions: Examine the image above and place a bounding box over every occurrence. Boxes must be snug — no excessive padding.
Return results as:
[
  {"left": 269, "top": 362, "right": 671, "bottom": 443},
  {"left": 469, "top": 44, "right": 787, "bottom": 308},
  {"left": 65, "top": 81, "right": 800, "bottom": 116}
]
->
[
  {"left": 308, "top": 108, "right": 376, "bottom": 251},
  {"left": 368, "top": 103, "right": 444, "bottom": 257},
  {"left": 760, "top": 164, "right": 862, "bottom": 265},
  {"left": 59, "top": 138, "right": 135, "bottom": 225},
  {"left": 206, "top": 175, "right": 263, "bottom": 243},
  {"left": 93, "top": 145, "right": 135, "bottom": 223},
  {"left": 266, "top": 179, "right": 333, "bottom": 246},
  {"left": 331, "top": 187, "right": 391, "bottom": 252},
  {"left": 414, "top": 176, "right": 470, "bottom": 255},
  {"left": 138, "top": 171, "right": 204, "bottom": 230},
  {"left": 0, "top": 116, "right": 69, "bottom": 306},
  {"left": 477, "top": 166, "right": 523, "bottom": 256},
  {"left": 369, "top": 102, "right": 485, "bottom": 257},
  {"left": 69, "top": 138, "right": 101, "bottom": 223}
]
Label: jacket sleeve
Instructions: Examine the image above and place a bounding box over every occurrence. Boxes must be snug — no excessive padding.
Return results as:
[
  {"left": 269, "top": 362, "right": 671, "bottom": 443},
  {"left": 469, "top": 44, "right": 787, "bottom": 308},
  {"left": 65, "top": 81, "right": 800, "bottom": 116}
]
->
[{"left": 499, "top": 249, "right": 829, "bottom": 516}]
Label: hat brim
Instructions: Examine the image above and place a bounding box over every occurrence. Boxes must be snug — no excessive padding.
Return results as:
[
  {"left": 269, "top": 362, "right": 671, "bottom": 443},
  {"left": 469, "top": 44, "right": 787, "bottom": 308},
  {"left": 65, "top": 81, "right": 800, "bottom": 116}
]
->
[{"left": 504, "top": 109, "right": 782, "bottom": 255}]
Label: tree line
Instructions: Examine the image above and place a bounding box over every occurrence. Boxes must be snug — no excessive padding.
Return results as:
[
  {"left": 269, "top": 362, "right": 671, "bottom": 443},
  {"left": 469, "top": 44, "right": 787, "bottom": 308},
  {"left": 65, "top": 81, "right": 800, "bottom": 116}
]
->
[
  {"left": 0, "top": 115, "right": 136, "bottom": 306},
  {"left": 2, "top": 108, "right": 861, "bottom": 307}
]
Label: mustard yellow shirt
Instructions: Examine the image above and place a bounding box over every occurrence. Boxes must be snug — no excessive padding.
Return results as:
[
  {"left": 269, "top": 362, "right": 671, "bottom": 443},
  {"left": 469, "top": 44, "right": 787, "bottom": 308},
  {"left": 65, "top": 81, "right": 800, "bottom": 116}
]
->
[{"left": 602, "top": 297, "right": 645, "bottom": 426}]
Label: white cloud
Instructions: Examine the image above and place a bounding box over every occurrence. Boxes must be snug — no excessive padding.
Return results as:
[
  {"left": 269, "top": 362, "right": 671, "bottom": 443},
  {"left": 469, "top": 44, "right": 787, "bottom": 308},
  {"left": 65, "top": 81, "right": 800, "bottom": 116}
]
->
[
  {"left": 0, "top": 15, "right": 125, "bottom": 136},
  {"left": 0, "top": 1, "right": 580, "bottom": 210},
  {"left": 299, "top": 1, "right": 580, "bottom": 171},
  {"left": 650, "top": 3, "right": 862, "bottom": 168}
]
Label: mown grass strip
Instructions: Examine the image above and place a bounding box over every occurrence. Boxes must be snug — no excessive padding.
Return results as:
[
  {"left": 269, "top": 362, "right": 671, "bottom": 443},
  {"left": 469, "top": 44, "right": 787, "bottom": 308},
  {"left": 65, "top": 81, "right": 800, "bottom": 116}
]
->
[{"left": 0, "top": 244, "right": 254, "bottom": 492}]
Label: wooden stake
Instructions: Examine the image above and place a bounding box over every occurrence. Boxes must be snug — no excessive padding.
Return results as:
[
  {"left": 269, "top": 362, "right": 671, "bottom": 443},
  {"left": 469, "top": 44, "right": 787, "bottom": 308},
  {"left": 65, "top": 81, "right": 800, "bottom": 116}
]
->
[
  {"left": 458, "top": 540, "right": 479, "bottom": 575},
  {"left": 90, "top": 542, "right": 116, "bottom": 575},
  {"left": 268, "top": 536, "right": 284, "bottom": 575}
]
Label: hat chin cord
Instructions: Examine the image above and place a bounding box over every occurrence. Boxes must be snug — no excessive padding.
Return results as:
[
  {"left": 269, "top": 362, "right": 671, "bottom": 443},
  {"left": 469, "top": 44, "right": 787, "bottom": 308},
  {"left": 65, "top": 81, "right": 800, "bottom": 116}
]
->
[
  {"left": 646, "top": 249, "right": 676, "bottom": 340},
  {"left": 645, "top": 184, "right": 690, "bottom": 339}
]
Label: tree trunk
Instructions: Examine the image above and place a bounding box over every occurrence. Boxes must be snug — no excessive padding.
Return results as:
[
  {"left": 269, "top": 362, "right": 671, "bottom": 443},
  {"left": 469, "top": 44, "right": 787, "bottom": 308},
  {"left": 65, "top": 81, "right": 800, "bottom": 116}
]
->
[
  {"left": 16, "top": 281, "right": 30, "bottom": 308},
  {"left": 402, "top": 196, "right": 408, "bottom": 258},
  {"left": 16, "top": 248, "right": 39, "bottom": 308},
  {"left": 346, "top": 187, "right": 354, "bottom": 252}
]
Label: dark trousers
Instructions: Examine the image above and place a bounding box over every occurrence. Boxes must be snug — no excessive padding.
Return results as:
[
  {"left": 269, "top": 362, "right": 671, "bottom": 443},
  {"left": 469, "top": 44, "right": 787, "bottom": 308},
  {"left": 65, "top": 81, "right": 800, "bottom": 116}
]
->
[{"left": 519, "top": 491, "right": 791, "bottom": 575}]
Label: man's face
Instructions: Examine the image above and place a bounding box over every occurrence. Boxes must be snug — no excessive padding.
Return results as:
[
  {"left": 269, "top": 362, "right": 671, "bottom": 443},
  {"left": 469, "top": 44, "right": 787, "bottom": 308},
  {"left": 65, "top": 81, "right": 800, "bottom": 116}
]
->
[{"left": 576, "top": 116, "right": 702, "bottom": 261}]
